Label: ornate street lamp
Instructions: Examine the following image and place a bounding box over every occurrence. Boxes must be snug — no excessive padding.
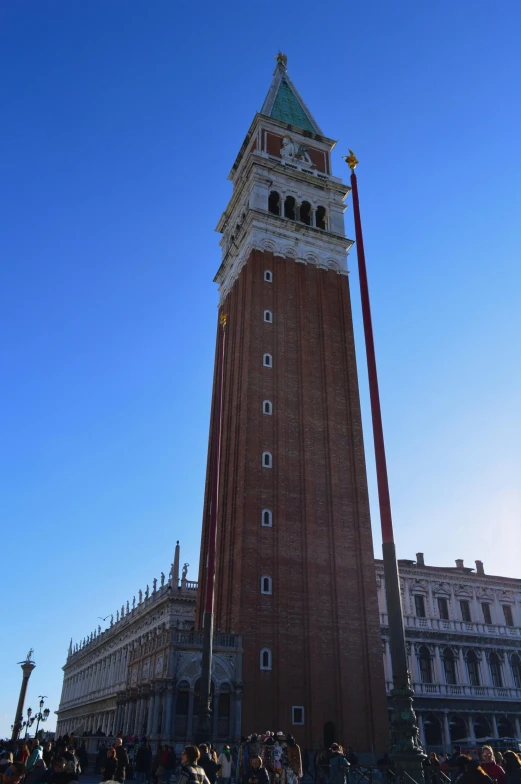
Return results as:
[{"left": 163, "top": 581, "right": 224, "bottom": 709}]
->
[
  {"left": 21, "top": 707, "right": 35, "bottom": 739},
  {"left": 33, "top": 697, "right": 50, "bottom": 739}
]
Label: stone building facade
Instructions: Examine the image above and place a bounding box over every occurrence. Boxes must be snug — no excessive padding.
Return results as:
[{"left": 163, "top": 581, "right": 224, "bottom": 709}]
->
[
  {"left": 377, "top": 554, "right": 521, "bottom": 751},
  {"left": 55, "top": 547, "right": 243, "bottom": 744}
]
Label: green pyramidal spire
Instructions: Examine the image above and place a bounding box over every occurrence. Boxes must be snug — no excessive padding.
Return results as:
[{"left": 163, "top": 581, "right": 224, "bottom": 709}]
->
[{"left": 261, "top": 53, "right": 323, "bottom": 135}]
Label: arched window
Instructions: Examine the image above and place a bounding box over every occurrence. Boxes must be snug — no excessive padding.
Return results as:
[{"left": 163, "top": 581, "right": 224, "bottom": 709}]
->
[
  {"left": 263, "top": 353, "right": 272, "bottom": 367},
  {"left": 268, "top": 192, "right": 280, "bottom": 216},
  {"left": 466, "top": 650, "right": 480, "bottom": 686},
  {"left": 316, "top": 205, "right": 327, "bottom": 230},
  {"left": 261, "top": 509, "right": 272, "bottom": 527},
  {"left": 263, "top": 400, "right": 272, "bottom": 415},
  {"left": 284, "top": 196, "right": 296, "bottom": 220},
  {"left": 300, "top": 201, "right": 311, "bottom": 226},
  {"left": 262, "top": 452, "right": 272, "bottom": 468},
  {"left": 489, "top": 652, "right": 503, "bottom": 687},
  {"left": 443, "top": 649, "right": 457, "bottom": 685},
  {"left": 264, "top": 310, "right": 272, "bottom": 323},
  {"left": 418, "top": 646, "right": 433, "bottom": 684},
  {"left": 264, "top": 270, "right": 273, "bottom": 282},
  {"left": 260, "top": 648, "right": 272, "bottom": 670},
  {"left": 511, "top": 654, "right": 521, "bottom": 688},
  {"left": 261, "top": 575, "right": 272, "bottom": 594}
]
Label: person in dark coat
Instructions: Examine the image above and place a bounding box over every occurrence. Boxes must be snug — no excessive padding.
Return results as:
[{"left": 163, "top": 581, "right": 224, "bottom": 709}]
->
[
  {"left": 114, "top": 740, "right": 129, "bottom": 784},
  {"left": 101, "top": 749, "right": 118, "bottom": 782},
  {"left": 503, "top": 753, "right": 521, "bottom": 784},
  {"left": 78, "top": 745, "right": 88, "bottom": 776},
  {"left": 242, "top": 756, "right": 269, "bottom": 784},
  {"left": 47, "top": 758, "right": 78, "bottom": 784},
  {"left": 197, "top": 747, "right": 219, "bottom": 784},
  {"left": 134, "top": 743, "right": 152, "bottom": 784}
]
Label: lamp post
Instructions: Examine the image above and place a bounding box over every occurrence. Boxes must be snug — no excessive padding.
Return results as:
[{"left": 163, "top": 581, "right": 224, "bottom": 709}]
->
[
  {"left": 11, "top": 650, "right": 36, "bottom": 741},
  {"left": 344, "top": 152, "right": 425, "bottom": 783},
  {"left": 21, "top": 707, "right": 35, "bottom": 739},
  {"left": 33, "top": 696, "right": 50, "bottom": 739}
]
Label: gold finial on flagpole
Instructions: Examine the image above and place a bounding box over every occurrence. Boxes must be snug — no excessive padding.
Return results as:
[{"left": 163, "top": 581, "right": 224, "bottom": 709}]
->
[{"left": 343, "top": 150, "right": 359, "bottom": 170}]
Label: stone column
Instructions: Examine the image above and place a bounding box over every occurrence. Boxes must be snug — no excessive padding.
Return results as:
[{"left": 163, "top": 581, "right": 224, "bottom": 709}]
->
[
  {"left": 458, "top": 648, "right": 469, "bottom": 685},
  {"left": 434, "top": 646, "right": 444, "bottom": 683},
  {"left": 503, "top": 654, "right": 514, "bottom": 688},
  {"left": 514, "top": 717, "right": 521, "bottom": 739},
  {"left": 113, "top": 703, "right": 121, "bottom": 733},
  {"left": 146, "top": 691, "right": 156, "bottom": 738},
  {"left": 152, "top": 688, "right": 162, "bottom": 737},
  {"left": 234, "top": 689, "right": 242, "bottom": 743},
  {"left": 442, "top": 713, "right": 451, "bottom": 752},
  {"left": 123, "top": 701, "right": 131, "bottom": 734},
  {"left": 11, "top": 659, "right": 36, "bottom": 741},
  {"left": 186, "top": 688, "right": 195, "bottom": 742},
  {"left": 410, "top": 645, "right": 421, "bottom": 685},
  {"left": 481, "top": 652, "right": 492, "bottom": 686},
  {"left": 212, "top": 691, "right": 219, "bottom": 740},
  {"left": 404, "top": 577, "right": 412, "bottom": 616},
  {"left": 491, "top": 715, "right": 499, "bottom": 738},
  {"left": 466, "top": 715, "right": 476, "bottom": 746},
  {"left": 163, "top": 685, "right": 174, "bottom": 741},
  {"left": 139, "top": 695, "right": 148, "bottom": 736}
]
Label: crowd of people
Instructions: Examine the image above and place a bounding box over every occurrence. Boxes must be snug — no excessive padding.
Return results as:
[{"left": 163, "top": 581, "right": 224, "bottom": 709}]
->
[
  {"left": 1, "top": 734, "right": 520, "bottom": 784},
  {"left": 421, "top": 745, "right": 521, "bottom": 784}
]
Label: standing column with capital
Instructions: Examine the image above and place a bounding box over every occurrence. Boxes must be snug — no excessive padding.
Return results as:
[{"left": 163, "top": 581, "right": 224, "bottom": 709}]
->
[
  {"left": 11, "top": 651, "right": 36, "bottom": 741},
  {"left": 491, "top": 715, "right": 499, "bottom": 738},
  {"left": 151, "top": 688, "right": 162, "bottom": 737},
  {"left": 442, "top": 713, "right": 451, "bottom": 753},
  {"left": 162, "top": 685, "right": 174, "bottom": 741},
  {"left": 146, "top": 691, "right": 156, "bottom": 738}
]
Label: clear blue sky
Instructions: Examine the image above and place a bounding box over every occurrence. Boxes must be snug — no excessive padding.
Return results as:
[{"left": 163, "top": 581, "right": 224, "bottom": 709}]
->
[{"left": 2, "top": 1, "right": 520, "bottom": 737}]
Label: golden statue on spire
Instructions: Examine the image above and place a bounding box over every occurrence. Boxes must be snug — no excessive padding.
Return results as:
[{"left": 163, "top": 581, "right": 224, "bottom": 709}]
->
[
  {"left": 276, "top": 52, "right": 288, "bottom": 68},
  {"left": 343, "top": 150, "right": 359, "bottom": 170}
]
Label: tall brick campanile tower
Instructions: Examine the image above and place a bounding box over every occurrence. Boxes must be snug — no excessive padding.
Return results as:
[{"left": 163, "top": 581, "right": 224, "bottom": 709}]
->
[{"left": 197, "top": 56, "right": 388, "bottom": 752}]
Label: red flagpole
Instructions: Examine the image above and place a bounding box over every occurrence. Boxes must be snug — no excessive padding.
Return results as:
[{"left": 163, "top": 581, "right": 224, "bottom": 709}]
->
[
  {"left": 350, "top": 169, "right": 394, "bottom": 545},
  {"left": 346, "top": 152, "right": 425, "bottom": 780}
]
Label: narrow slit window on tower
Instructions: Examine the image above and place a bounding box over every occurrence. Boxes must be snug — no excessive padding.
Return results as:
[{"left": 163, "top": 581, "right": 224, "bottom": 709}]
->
[
  {"left": 284, "top": 196, "right": 296, "bottom": 221},
  {"left": 262, "top": 451, "right": 272, "bottom": 468},
  {"left": 268, "top": 191, "right": 280, "bottom": 216},
  {"left": 263, "top": 353, "right": 272, "bottom": 367},
  {"left": 264, "top": 270, "right": 272, "bottom": 282},
  {"left": 264, "top": 310, "right": 272, "bottom": 323},
  {"left": 292, "top": 706, "right": 305, "bottom": 725},
  {"left": 316, "top": 205, "right": 327, "bottom": 230},
  {"left": 300, "top": 201, "right": 311, "bottom": 226},
  {"left": 260, "top": 648, "right": 272, "bottom": 670},
  {"left": 263, "top": 400, "right": 272, "bottom": 415},
  {"left": 261, "top": 575, "right": 272, "bottom": 594},
  {"left": 261, "top": 509, "right": 272, "bottom": 527}
]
